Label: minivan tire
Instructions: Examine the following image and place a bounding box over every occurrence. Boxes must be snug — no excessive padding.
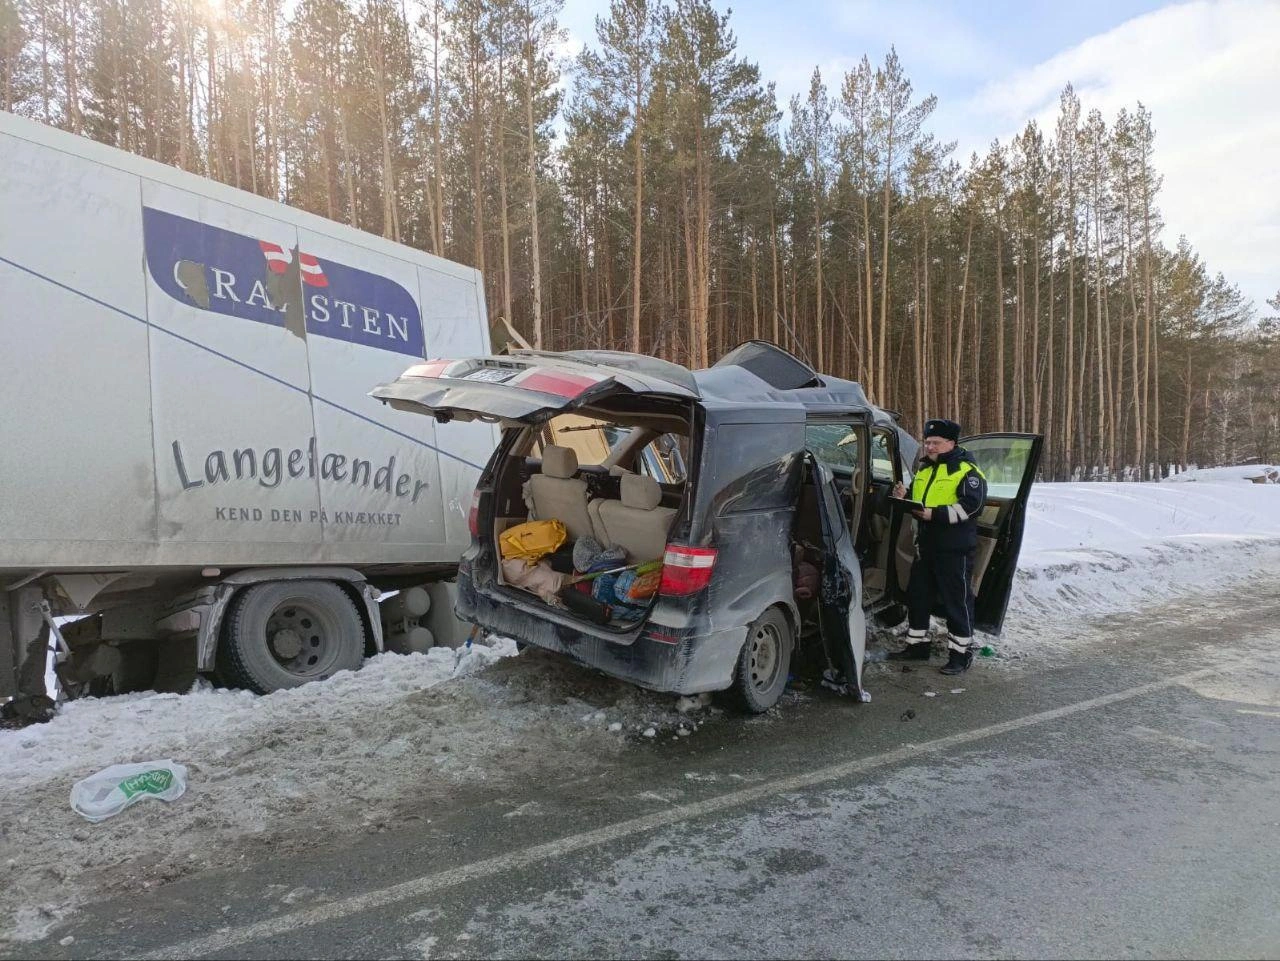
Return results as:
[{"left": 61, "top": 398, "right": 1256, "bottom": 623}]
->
[
  {"left": 217, "top": 581, "right": 366, "bottom": 694},
  {"left": 727, "top": 608, "right": 793, "bottom": 714}
]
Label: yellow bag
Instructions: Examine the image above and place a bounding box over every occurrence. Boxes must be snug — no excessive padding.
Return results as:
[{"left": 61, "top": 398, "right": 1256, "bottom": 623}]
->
[{"left": 499, "top": 519, "right": 567, "bottom": 563}]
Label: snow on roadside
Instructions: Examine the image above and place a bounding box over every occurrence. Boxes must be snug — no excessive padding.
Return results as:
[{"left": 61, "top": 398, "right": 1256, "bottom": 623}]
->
[
  {"left": 1166, "top": 464, "right": 1278, "bottom": 484},
  {"left": 3, "top": 640, "right": 518, "bottom": 793},
  {"left": 2, "top": 642, "right": 506, "bottom": 943},
  {"left": 998, "top": 481, "right": 1280, "bottom": 655},
  {"left": 0, "top": 639, "right": 710, "bottom": 945}
]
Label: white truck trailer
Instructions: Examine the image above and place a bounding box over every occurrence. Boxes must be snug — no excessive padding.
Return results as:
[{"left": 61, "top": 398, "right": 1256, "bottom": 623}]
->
[{"left": 0, "top": 112, "right": 496, "bottom": 720}]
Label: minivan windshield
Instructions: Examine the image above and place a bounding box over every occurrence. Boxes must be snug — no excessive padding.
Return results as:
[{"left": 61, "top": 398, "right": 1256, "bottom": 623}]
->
[{"left": 536, "top": 413, "right": 688, "bottom": 484}]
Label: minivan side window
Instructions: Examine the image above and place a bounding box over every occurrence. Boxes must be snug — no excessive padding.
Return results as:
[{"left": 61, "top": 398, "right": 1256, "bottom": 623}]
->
[
  {"left": 639, "top": 433, "right": 689, "bottom": 485},
  {"left": 534, "top": 414, "right": 628, "bottom": 466},
  {"left": 712, "top": 424, "right": 796, "bottom": 513},
  {"left": 870, "top": 429, "right": 897, "bottom": 484},
  {"left": 805, "top": 423, "right": 860, "bottom": 471}
]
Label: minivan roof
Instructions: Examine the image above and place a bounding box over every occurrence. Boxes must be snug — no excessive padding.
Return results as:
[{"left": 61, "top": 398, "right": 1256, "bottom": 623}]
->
[
  {"left": 694, "top": 342, "right": 893, "bottom": 428},
  {"left": 372, "top": 341, "right": 904, "bottom": 434},
  {"left": 530, "top": 341, "right": 887, "bottom": 420}
]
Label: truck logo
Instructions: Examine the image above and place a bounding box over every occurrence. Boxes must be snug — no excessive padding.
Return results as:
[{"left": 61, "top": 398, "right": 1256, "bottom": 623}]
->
[{"left": 142, "top": 206, "right": 425, "bottom": 357}]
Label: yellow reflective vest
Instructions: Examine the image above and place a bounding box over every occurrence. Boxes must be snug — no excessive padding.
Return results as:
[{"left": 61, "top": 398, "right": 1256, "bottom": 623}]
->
[
  {"left": 911, "top": 458, "right": 985, "bottom": 508},
  {"left": 910, "top": 451, "right": 988, "bottom": 552}
]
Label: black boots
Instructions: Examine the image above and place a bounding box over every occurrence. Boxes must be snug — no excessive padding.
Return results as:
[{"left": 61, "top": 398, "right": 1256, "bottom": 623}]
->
[
  {"left": 889, "top": 635, "right": 976, "bottom": 674},
  {"left": 940, "top": 646, "right": 974, "bottom": 675}
]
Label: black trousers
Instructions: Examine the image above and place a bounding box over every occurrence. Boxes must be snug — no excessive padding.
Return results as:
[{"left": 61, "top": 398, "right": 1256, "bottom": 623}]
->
[{"left": 906, "top": 548, "right": 976, "bottom": 641}]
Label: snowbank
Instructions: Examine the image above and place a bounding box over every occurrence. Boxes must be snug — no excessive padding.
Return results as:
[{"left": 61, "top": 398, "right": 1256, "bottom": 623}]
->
[
  {"left": 5, "top": 641, "right": 517, "bottom": 792},
  {"left": 1000, "top": 481, "right": 1280, "bottom": 653},
  {"left": 0, "top": 639, "right": 709, "bottom": 944},
  {"left": 1166, "top": 464, "right": 1279, "bottom": 484}
]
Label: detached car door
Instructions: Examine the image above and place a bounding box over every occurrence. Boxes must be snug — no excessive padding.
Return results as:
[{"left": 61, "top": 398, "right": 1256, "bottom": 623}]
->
[
  {"left": 959, "top": 432, "right": 1044, "bottom": 635},
  {"left": 370, "top": 350, "right": 700, "bottom": 424}
]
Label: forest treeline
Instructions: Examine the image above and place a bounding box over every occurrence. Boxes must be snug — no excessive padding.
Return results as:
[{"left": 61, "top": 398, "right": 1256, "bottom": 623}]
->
[{"left": 3, "top": 0, "right": 1277, "bottom": 477}]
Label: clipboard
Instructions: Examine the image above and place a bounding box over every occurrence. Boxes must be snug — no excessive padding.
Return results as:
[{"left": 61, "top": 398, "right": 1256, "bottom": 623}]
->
[{"left": 888, "top": 495, "right": 925, "bottom": 513}]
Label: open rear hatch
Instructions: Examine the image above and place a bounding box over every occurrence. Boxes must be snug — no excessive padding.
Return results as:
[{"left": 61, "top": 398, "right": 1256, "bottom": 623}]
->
[
  {"left": 370, "top": 350, "right": 700, "bottom": 424},
  {"left": 373, "top": 349, "right": 702, "bottom": 637}
]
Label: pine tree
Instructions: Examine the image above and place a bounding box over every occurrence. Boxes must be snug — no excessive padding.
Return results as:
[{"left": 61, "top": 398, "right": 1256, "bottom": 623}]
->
[
  {"left": 661, "top": 0, "right": 769, "bottom": 366},
  {"left": 786, "top": 67, "right": 833, "bottom": 371},
  {"left": 584, "top": 0, "right": 657, "bottom": 352},
  {"left": 516, "top": 0, "right": 562, "bottom": 349},
  {"left": 870, "top": 47, "right": 935, "bottom": 396}
]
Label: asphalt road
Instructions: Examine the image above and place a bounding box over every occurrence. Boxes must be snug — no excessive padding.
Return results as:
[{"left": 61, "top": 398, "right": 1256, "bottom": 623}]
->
[{"left": 15, "top": 586, "right": 1280, "bottom": 960}]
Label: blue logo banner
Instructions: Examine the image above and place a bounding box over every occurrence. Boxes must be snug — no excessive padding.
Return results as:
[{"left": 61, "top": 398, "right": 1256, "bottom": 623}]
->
[{"left": 143, "top": 206, "right": 425, "bottom": 357}]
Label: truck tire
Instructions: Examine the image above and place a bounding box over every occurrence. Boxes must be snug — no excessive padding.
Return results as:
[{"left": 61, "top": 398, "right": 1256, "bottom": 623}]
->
[
  {"left": 727, "top": 608, "right": 793, "bottom": 714},
  {"left": 217, "top": 581, "right": 366, "bottom": 694}
]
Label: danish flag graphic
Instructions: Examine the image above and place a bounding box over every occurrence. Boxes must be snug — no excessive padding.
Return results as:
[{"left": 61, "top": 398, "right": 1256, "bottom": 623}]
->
[
  {"left": 258, "top": 241, "right": 329, "bottom": 287},
  {"left": 298, "top": 252, "right": 329, "bottom": 288},
  {"left": 258, "top": 240, "right": 291, "bottom": 274}
]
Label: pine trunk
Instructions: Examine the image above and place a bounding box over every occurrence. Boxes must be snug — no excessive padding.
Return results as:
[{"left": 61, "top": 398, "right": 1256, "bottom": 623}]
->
[
  {"left": 1064, "top": 218, "right": 1076, "bottom": 476},
  {"left": 750, "top": 239, "right": 760, "bottom": 341},
  {"left": 431, "top": 5, "right": 446, "bottom": 256},
  {"left": 877, "top": 125, "right": 894, "bottom": 394},
  {"left": 952, "top": 213, "right": 974, "bottom": 414},
  {"left": 524, "top": 35, "right": 544, "bottom": 349},
  {"left": 770, "top": 205, "right": 779, "bottom": 344},
  {"left": 995, "top": 228, "right": 1005, "bottom": 430},
  {"left": 1031, "top": 226, "right": 1041, "bottom": 430},
  {"left": 629, "top": 71, "right": 644, "bottom": 353}
]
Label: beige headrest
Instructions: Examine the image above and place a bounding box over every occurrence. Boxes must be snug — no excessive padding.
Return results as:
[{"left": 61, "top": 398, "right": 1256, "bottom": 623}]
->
[
  {"left": 621, "top": 473, "right": 662, "bottom": 511},
  {"left": 541, "top": 445, "right": 578, "bottom": 479}
]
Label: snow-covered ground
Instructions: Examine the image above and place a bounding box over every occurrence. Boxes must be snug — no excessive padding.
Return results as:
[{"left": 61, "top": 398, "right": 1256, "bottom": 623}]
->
[
  {"left": 0, "top": 641, "right": 712, "bottom": 944},
  {"left": 2, "top": 478, "right": 1279, "bottom": 944},
  {"left": 1004, "top": 480, "right": 1280, "bottom": 654},
  {"left": 1166, "top": 464, "right": 1278, "bottom": 484}
]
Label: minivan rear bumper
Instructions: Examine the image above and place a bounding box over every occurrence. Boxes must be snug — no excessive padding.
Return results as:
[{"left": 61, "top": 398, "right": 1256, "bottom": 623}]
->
[{"left": 455, "top": 570, "right": 743, "bottom": 695}]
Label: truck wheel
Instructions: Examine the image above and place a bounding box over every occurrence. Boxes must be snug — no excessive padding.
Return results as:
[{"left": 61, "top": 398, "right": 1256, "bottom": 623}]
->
[
  {"left": 217, "top": 581, "right": 366, "bottom": 694},
  {"left": 728, "top": 608, "right": 793, "bottom": 714}
]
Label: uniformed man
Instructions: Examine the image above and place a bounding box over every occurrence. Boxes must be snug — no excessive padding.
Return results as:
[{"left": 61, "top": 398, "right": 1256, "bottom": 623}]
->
[{"left": 890, "top": 418, "right": 988, "bottom": 675}]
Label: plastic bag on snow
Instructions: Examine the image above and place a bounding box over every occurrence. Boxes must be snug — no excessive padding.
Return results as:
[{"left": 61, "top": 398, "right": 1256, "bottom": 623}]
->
[{"left": 70, "top": 760, "right": 188, "bottom": 823}]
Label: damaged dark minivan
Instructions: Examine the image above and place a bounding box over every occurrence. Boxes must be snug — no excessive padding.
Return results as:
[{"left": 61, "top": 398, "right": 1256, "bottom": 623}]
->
[{"left": 373, "top": 342, "right": 1042, "bottom": 713}]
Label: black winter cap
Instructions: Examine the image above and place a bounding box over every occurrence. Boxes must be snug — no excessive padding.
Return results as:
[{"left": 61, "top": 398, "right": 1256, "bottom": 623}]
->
[{"left": 923, "top": 418, "right": 961, "bottom": 442}]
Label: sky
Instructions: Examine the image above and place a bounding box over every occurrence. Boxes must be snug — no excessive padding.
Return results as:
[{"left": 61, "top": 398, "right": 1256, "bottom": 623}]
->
[{"left": 557, "top": 0, "right": 1279, "bottom": 316}]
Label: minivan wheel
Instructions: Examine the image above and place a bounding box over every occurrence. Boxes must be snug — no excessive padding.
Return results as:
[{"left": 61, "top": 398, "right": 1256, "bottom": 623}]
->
[{"left": 728, "top": 608, "right": 793, "bottom": 714}]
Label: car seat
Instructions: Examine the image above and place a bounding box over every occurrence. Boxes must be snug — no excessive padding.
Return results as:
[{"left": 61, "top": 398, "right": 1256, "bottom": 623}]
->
[
  {"left": 526, "top": 445, "right": 595, "bottom": 542},
  {"left": 588, "top": 473, "right": 676, "bottom": 563}
]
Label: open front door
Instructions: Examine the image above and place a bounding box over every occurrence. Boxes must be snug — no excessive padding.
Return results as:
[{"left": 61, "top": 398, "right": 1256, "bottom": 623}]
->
[
  {"left": 961, "top": 433, "right": 1044, "bottom": 635},
  {"left": 807, "top": 453, "right": 867, "bottom": 695}
]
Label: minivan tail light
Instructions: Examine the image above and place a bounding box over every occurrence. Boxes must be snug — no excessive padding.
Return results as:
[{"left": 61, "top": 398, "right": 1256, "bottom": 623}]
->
[
  {"left": 468, "top": 490, "right": 481, "bottom": 537},
  {"left": 660, "top": 545, "right": 718, "bottom": 597},
  {"left": 404, "top": 359, "right": 455, "bottom": 379}
]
